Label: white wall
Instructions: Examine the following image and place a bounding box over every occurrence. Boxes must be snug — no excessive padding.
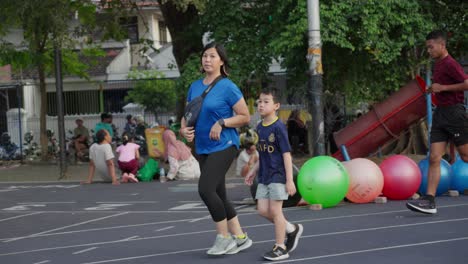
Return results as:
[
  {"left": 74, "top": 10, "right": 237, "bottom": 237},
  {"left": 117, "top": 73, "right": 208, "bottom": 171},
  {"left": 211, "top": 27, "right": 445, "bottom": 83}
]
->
[{"left": 107, "top": 40, "right": 131, "bottom": 80}]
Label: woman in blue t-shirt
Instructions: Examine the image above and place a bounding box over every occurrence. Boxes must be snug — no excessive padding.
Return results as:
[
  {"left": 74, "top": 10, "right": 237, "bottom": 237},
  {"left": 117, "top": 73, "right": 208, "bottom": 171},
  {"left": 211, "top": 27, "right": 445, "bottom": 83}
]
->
[{"left": 180, "top": 42, "right": 252, "bottom": 256}]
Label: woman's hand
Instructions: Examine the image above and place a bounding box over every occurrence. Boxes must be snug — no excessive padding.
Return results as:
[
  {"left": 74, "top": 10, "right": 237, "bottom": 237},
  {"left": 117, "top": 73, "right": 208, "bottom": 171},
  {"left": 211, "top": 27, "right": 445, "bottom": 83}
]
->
[
  {"left": 209, "top": 122, "right": 223, "bottom": 141},
  {"left": 180, "top": 127, "right": 195, "bottom": 142}
]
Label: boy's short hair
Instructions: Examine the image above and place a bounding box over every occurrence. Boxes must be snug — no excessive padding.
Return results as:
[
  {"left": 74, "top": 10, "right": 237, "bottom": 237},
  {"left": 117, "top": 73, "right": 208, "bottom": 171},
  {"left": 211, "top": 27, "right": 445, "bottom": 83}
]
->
[
  {"left": 260, "top": 87, "right": 280, "bottom": 103},
  {"left": 426, "top": 30, "right": 447, "bottom": 43},
  {"left": 96, "top": 129, "right": 108, "bottom": 143},
  {"left": 100, "top": 112, "right": 112, "bottom": 121}
]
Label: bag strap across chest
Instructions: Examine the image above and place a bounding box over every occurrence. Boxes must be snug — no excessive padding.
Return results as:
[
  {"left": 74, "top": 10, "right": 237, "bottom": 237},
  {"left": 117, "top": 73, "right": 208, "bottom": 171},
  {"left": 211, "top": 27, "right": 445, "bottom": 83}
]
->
[{"left": 201, "top": 75, "right": 224, "bottom": 98}]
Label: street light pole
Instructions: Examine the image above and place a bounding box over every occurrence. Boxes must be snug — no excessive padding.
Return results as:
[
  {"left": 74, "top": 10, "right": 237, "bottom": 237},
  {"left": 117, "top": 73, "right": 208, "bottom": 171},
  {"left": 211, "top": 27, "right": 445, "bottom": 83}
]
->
[{"left": 307, "top": 0, "right": 325, "bottom": 156}]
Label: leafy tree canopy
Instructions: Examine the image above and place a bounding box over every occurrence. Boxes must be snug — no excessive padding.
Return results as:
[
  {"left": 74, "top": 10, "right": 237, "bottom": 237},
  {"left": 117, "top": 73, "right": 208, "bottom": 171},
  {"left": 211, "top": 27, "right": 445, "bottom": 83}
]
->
[
  {"left": 126, "top": 70, "right": 177, "bottom": 117},
  {"left": 267, "top": 0, "right": 466, "bottom": 105}
]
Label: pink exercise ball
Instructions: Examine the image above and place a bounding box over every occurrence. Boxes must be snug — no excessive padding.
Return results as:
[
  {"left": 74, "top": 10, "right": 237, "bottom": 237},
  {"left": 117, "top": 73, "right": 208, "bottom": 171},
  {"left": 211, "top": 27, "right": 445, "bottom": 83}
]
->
[
  {"left": 379, "top": 155, "right": 421, "bottom": 200},
  {"left": 343, "top": 158, "right": 384, "bottom": 203}
]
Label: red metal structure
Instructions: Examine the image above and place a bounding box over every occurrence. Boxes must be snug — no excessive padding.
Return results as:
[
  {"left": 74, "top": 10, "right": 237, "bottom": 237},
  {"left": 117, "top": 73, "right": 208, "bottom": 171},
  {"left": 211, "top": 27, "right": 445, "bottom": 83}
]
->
[{"left": 332, "top": 76, "right": 427, "bottom": 161}]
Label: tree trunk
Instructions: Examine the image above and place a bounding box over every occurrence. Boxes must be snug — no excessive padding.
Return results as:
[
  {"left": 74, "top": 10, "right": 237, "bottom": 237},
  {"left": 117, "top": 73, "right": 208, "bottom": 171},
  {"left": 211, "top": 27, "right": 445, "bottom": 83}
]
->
[
  {"left": 157, "top": 1, "right": 204, "bottom": 120},
  {"left": 38, "top": 63, "right": 48, "bottom": 161},
  {"left": 157, "top": 2, "right": 203, "bottom": 67}
]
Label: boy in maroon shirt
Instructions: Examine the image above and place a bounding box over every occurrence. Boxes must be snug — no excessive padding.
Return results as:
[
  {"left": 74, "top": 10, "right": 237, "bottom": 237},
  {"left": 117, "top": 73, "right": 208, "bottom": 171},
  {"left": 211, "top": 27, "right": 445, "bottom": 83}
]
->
[{"left": 407, "top": 30, "right": 468, "bottom": 214}]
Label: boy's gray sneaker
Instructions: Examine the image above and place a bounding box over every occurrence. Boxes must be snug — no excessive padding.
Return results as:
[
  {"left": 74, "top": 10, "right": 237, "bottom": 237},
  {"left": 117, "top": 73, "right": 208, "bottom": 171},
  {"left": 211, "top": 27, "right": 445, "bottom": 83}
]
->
[
  {"left": 226, "top": 233, "right": 253, "bottom": 254},
  {"left": 207, "top": 234, "right": 237, "bottom": 255},
  {"left": 263, "top": 245, "right": 289, "bottom": 261}
]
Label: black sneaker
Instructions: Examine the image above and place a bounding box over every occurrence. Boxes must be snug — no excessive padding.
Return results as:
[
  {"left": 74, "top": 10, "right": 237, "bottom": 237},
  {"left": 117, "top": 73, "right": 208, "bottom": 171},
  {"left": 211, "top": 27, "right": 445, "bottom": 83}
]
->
[
  {"left": 285, "top": 223, "right": 303, "bottom": 252},
  {"left": 406, "top": 196, "right": 437, "bottom": 214},
  {"left": 263, "top": 245, "right": 289, "bottom": 261}
]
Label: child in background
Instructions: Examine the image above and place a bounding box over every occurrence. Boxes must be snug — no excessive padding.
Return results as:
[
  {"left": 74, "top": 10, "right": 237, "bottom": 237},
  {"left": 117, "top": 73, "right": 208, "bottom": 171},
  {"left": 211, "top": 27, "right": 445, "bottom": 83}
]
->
[
  {"left": 116, "top": 132, "right": 140, "bottom": 183},
  {"left": 245, "top": 88, "right": 303, "bottom": 261},
  {"left": 236, "top": 129, "right": 259, "bottom": 178},
  {"left": 161, "top": 129, "right": 200, "bottom": 181}
]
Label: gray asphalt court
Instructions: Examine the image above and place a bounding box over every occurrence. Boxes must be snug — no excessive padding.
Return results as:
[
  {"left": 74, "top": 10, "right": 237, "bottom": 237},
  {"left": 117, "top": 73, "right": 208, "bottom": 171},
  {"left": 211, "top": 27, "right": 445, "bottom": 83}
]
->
[{"left": 1, "top": 178, "right": 468, "bottom": 264}]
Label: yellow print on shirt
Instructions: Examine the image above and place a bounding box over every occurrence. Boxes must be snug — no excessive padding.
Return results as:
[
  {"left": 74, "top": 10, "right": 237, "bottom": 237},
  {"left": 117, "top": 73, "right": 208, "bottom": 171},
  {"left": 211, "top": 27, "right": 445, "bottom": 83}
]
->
[
  {"left": 268, "top": 133, "right": 275, "bottom": 143},
  {"left": 258, "top": 133, "right": 276, "bottom": 153},
  {"left": 257, "top": 143, "right": 275, "bottom": 153}
]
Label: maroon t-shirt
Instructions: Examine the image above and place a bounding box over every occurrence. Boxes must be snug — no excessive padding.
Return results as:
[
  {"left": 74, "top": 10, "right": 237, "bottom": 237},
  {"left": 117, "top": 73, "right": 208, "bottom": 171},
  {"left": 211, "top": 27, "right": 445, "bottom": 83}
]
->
[{"left": 432, "top": 55, "right": 467, "bottom": 106}]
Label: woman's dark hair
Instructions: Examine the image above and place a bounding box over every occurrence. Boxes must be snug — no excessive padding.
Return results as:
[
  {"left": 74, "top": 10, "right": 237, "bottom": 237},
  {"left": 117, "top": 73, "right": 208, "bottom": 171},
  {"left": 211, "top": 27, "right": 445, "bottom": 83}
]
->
[
  {"left": 121, "top": 132, "right": 132, "bottom": 146},
  {"left": 201, "top": 42, "right": 230, "bottom": 77},
  {"left": 96, "top": 129, "right": 108, "bottom": 144}
]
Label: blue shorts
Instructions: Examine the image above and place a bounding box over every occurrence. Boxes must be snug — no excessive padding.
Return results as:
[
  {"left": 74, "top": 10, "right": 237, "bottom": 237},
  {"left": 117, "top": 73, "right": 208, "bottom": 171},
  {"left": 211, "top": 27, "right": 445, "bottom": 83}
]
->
[{"left": 255, "top": 183, "right": 289, "bottom": 200}]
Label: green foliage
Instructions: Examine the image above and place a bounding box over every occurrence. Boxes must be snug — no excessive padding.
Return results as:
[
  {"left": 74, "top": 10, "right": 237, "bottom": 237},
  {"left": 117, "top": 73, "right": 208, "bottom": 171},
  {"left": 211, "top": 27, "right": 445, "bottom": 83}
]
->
[
  {"left": 200, "top": 0, "right": 280, "bottom": 92},
  {"left": 0, "top": 0, "right": 127, "bottom": 160},
  {"left": 0, "top": 0, "right": 106, "bottom": 76},
  {"left": 267, "top": 0, "right": 466, "bottom": 106},
  {"left": 176, "top": 54, "right": 204, "bottom": 98},
  {"left": 419, "top": 0, "right": 467, "bottom": 58},
  {"left": 126, "top": 70, "right": 177, "bottom": 116}
]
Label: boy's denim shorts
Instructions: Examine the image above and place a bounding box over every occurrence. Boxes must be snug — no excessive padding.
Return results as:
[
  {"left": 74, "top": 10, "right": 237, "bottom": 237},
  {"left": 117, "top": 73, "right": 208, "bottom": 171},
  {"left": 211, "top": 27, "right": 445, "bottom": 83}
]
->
[{"left": 255, "top": 183, "right": 289, "bottom": 200}]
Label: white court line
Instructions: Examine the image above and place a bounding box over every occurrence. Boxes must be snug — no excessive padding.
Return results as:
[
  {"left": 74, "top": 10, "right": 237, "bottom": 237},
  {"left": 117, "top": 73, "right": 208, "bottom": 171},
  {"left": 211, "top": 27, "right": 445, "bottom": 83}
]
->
[
  {"left": 156, "top": 226, "right": 174, "bottom": 232},
  {"left": 3, "top": 212, "right": 128, "bottom": 242},
  {"left": 82, "top": 236, "right": 468, "bottom": 264},
  {"left": 269, "top": 236, "right": 468, "bottom": 263},
  {"left": 188, "top": 215, "right": 211, "bottom": 223},
  {"left": 0, "top": 209, "right": 241, "bottom": 241},
  {"left": 1, "top": 216, "right": 467, "bottom": 257},
  {"left": 32, "top": 260, "right": 50, "bottom": 264},
  {"left": 73, "top": 247, "right": 98, "bottom": 255},
  {"left": 118, "top": 236, "right": 139, "bottom": 241},
  {"left": 185, "top": 200, "right": 254, "bottom": 223},
  {"left": 0, "top": 212, "right": 43, "bottom": 222},
  {"left": 0, "top": 210, "right": 210, "bottom": 213},
  {"left": 234, "top": 205, "right": 249, "bottom": 210},
  {"left": 1, "top": 202, "right": 467, "bottom": 242},
  {"left": 18, "top": 202, "right": 76, "bottom": 204},
  {"left": 96, "top": 201, "right": 158, "bottom": 204},
  {"left": 0, "top": 213, "right": 221, "bottom": 241}
]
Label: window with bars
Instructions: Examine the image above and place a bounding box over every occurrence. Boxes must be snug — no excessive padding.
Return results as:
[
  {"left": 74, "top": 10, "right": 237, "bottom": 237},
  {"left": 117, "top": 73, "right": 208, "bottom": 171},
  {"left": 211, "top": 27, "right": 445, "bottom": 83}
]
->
[{"left": 47, "top": 88, "right": 132, "bottom": 116}]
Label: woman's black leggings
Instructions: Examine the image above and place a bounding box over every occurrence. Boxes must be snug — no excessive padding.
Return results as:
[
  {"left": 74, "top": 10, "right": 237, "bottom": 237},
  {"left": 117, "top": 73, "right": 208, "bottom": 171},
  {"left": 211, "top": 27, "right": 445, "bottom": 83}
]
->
[{"left": 196, "top": 146, "right": 238, "bottom": 222}]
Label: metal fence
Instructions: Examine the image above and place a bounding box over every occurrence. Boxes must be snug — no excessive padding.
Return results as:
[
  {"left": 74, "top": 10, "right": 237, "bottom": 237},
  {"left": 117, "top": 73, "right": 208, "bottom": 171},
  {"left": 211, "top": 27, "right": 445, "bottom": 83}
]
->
[{"left": 0, "top": 79, "right": 176, "bottom": 160}]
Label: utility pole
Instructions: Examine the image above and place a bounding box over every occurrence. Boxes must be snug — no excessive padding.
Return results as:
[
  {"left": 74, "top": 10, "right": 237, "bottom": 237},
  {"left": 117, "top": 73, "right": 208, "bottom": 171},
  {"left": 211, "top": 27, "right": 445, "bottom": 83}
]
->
[
  {"left": 307, "top": 0, "right": 325, "bottom": 156},
  {"left": 54, "top": 44, "right": 67, "bottom": 179}
]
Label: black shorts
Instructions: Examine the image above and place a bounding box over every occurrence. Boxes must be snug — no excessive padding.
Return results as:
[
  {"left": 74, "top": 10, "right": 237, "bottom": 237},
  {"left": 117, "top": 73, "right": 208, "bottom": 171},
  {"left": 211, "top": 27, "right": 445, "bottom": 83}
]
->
[{"left": 430, "top": 104, "right": 468, "bottom": 146}]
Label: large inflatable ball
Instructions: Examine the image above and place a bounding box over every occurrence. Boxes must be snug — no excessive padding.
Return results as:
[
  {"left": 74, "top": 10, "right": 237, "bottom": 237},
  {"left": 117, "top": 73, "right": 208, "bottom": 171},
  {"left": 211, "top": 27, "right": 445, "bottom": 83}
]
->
[
  {"left": 418, "top": 158, "right": 452, "bottom": 196},
  {"left": 451, "top": 157, "right": 468, "bottom": 193},
  {"left": 297, "top": 156, "right": 349, "bottom": 208},
  {"left": 343, "top": 158, "right": 384, "bottom": 203},
  {"left": 379, "top": 155, "right": 421, "bottom": 200}
]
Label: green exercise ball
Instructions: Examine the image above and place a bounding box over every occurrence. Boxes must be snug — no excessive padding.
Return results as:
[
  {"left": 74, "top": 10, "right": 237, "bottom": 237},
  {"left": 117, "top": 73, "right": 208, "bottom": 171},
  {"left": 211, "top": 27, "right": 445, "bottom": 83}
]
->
[{"left": 297, "top": 156, "right": 350, "bottom": 208}]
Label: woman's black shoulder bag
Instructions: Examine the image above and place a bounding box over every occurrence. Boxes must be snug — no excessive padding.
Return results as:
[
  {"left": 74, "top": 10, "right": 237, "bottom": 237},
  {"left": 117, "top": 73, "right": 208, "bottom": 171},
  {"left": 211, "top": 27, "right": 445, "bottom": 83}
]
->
[{"left": 184, "top": 76, "right": 223, "bottom": 127}]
